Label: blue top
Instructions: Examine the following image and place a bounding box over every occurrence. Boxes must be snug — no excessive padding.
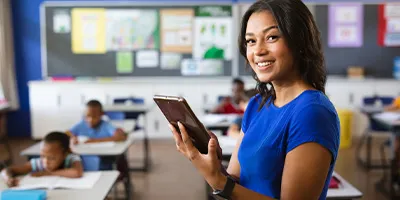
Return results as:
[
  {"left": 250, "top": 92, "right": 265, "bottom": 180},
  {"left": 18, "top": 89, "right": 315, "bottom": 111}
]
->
[
  {"left": 238, "top": 90, "right": 340, "bottom": 199},
  {"left": 69, "top": 120, "right": 116, "bottom": 138}
]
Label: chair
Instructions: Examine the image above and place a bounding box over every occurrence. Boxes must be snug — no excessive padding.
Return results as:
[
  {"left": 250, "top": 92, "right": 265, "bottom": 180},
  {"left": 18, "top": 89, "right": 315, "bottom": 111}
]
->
[
  {"left": 104, "top": 97, "right": 151, "bottom": 172},
  {"left": 356, "top": 96, "right": 394, "bottom": 170}
]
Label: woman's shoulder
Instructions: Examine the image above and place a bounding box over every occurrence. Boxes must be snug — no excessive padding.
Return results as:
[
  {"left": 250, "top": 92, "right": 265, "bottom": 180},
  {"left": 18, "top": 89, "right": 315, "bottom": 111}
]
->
[{"left": 294, "top": 90, "right": 337, "bottom": 114}]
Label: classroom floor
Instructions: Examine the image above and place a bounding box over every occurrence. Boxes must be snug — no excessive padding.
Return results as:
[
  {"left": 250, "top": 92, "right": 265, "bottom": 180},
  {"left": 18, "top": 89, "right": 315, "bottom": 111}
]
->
[{"left": 1, "top": 136, "right": 393, "bottom": 200}]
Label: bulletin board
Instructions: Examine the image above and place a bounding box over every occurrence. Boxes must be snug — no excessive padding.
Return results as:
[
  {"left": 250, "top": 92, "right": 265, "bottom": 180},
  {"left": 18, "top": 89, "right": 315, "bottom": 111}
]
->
[
  {"left": 238, "top": 3, "right": 400, "bottom": 78},
  {"left": 41, "top": 2, "right": 235, "bottom": 77}
]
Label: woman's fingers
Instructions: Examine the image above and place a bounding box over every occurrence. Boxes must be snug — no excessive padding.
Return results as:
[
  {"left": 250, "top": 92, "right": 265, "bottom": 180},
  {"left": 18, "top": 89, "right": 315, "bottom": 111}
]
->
[
  {"left": 178, "top": 122, "right": 200, "bottom": 161},
  {"left": 208, "top": 131, "right": 222, "bottom": 159},
  {"left": 169, "top": 124, "right": 184, "bottom": 152}
]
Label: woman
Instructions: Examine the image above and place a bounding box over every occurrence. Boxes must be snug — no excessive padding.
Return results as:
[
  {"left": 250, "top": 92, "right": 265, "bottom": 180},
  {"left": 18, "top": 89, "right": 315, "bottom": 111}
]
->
[{"left": 169, "top": 0, "right": 340, "bottom": 199}]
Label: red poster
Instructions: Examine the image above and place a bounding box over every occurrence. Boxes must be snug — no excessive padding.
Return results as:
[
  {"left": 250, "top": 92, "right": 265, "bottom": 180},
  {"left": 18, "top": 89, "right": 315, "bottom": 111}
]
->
[{"left": 378, "top": 3, "right": 400, "bottom": 47}]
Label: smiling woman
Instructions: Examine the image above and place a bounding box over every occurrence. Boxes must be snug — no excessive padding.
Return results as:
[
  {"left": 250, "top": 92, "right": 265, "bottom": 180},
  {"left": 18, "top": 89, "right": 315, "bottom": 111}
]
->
[{"left": 169, "top": 0, "right": 340, "bottom": 200}]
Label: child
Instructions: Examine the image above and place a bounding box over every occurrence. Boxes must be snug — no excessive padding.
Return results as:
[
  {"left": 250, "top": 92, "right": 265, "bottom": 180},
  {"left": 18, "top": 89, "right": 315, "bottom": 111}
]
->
[
  {"left": 211, "top": 78, "right": 247, "bottom": 114},
  {"left": 66, "top": 100, "right": 127, "bottom": 144},
  {"left": 0, "top": 132, "right": 83, "bottom": 187},
  {"left": 226, "top": 89, "right": 258, "bottom": 138},
  {"left": 66, "top": 100, "right": 127, "bottom": 170}
]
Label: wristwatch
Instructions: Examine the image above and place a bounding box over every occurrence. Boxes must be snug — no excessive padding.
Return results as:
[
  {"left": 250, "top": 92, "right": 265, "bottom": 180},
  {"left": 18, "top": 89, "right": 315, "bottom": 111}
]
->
[{"left": 212, "top": 175, "right": 236, "bottom": 200}]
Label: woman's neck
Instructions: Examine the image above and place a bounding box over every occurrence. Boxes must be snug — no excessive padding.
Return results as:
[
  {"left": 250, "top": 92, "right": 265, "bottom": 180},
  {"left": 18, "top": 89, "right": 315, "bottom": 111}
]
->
[{"left": 272, "top": 78, "right": 314, "bottom": 108}]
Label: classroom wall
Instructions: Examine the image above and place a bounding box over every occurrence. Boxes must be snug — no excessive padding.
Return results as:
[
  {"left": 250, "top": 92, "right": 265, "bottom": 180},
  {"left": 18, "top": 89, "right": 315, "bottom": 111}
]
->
[
  {"left": 7, "top": 0, "right": 230, "bottom": 137},
  {"left": 8, "top": 0, "right": 400, "bottom": 137}
]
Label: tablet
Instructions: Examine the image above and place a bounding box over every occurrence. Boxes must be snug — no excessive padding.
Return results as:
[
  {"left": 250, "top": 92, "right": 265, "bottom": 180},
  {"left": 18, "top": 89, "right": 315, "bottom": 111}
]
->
[{"left": 153, "top": 95, "right": 220, "bottom": 158}]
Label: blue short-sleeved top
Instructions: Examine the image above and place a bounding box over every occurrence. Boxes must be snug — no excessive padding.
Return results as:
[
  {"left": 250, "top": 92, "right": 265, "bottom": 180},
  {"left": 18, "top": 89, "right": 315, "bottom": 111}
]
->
[
  {"left": 238, "top": 90, "right": 340, "bottom": 199},
  {"left": 69, "top": 120, "right": 116, "bottom": 138}
]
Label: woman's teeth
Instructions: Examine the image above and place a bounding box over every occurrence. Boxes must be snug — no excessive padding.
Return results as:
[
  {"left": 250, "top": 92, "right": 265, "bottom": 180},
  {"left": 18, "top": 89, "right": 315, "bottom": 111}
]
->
[{"left": 257, "top": 62, "right": 272, "bottom": 67}]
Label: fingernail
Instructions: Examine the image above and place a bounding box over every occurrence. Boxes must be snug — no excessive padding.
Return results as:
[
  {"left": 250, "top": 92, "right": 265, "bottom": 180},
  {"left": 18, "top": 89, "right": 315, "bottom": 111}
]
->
[
  {"left": 177, "top": 121, "right": 182, "bottom": 126},
  {"left": 168, "top": 124, "right": 173, "bottom": 130}
]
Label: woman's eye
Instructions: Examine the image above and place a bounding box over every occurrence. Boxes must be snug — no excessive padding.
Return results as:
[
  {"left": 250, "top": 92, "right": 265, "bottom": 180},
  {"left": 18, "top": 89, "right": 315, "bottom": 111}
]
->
[
  {"left": 246, "top": 39, "right": 255, "bottom": 45},
  {"left": 267, "top": 36, "right": 278, "bottom": 41}
]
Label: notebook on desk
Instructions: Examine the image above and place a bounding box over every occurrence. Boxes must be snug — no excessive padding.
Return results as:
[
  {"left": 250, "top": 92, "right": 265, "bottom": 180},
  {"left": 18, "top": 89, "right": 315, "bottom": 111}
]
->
[{"left": 11, "top": 172, "right": 101, "bottom": 190}]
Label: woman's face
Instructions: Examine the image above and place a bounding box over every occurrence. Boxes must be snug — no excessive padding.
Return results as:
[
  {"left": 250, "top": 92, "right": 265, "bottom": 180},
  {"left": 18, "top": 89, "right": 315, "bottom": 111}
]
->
[{"left": 245, "top": 11, "right": 295, "bottom": 83}]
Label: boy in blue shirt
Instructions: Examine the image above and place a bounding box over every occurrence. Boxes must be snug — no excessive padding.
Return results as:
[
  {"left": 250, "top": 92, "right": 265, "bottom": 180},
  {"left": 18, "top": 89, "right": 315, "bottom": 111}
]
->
[
  {"left": 66, "top": 100, "right": 127, "bottom": 170},
  {"left": 67, "top": 100, "right": 127, "bottom": 144}
]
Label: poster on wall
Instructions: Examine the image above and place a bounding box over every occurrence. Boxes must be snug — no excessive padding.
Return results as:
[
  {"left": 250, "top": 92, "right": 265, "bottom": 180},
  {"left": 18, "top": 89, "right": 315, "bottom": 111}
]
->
[
  {"left": 71, "top": 8, "right": 106, "bottom": 54},
  {"left": 328, "top": 3, "right": 363, "bottom": 48},
  {"left": 106, "top": 9, "right": 159, "bottom": 51},
  {"left": 116, "top": 52, "right": 134, "bottom": 74},
  {"left": 193, "top": 6, "right": 233, "bottom": 60},
  {"left": 181, "top": 59, "right": 223, "bottom": 76},
  {"left": 160, "top": 9, "right": 193, "bottom": 53},
  {"left": 161, "top": 53, "right": 182, "bottom": 69},
  {"left": 53, "top": 9, "right": 71, "bottom": 33},
  {"left": 136, "top": 50, "right": 159, "bottom": 68},
  {"left": 378, "top": 3, "right": 400, "bottom": 47}
]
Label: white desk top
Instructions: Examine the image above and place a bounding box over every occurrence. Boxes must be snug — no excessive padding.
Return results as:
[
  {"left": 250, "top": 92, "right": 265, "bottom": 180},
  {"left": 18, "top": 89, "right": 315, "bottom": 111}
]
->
[
  {"left": 327, "top": 172, "right": 363, "bottom": 199},
  {"left": 103, "top": 104, "right": 151, "bottom": 112},
  {"left": 217, "top": 136, "right": 362, "bottom": 199},
  {"left": 21, "top": 136, "right": 134, "bottom": 157},
  {"left": 0, "top": 171, "right": 119, "bottom": 200},
  {"left": 202, "top": 114, "right": 241, "bottom": 128},
  {"left": 373, "top": 112, "right": 400, "bottom": 127},
  {"left": 359, "top": 105, "right": 384, "bottom": 114}
]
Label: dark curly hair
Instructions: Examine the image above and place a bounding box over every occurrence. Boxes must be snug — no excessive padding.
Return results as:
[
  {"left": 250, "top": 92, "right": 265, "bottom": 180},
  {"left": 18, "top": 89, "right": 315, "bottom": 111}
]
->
[
  {"left": 239, "top": 0, "right": 326, "bottom": 109},
  {"left": 44, "top": 131, "right": 71, "bottom": 153}
]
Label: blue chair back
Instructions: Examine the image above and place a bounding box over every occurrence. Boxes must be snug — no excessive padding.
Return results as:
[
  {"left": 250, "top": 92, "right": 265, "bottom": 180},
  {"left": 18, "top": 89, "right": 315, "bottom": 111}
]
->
[
  {"left": 104, "top": 111, "right": 125, "bottom": 120},
  {"left": 217, "top": 95, "right": 229, "bottom": 103},
  {"left": 363, "top": 96, "right": 394, "bottom": 106},
  {"left": 363, "top": 96, "right": 394, "bottom": 131},
  {"left": 111, "top": 97, "right": 145, "bottom": 131},
  {"left": 81, "top": 156, "right": 100, "bottom": 171},
  {"left": 113, "top": 97, "right": 144, "bottom": 105}
]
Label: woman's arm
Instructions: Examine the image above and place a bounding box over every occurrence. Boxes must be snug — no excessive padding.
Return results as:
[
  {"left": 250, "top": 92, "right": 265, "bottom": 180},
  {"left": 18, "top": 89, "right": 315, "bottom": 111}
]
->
[
  {"left": 32, "top": 161, "right": 83, "bottom": 178},
  {"left": 215, "top": 142, "right": 332, "bottom": 200},
  {"left": 226, "top": 131, "right": 244, "bottom": 181}
]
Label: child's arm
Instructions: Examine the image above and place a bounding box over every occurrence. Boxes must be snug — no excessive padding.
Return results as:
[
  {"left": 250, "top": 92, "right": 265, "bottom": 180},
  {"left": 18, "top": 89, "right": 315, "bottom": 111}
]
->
[
  {"left": 85, "top": 128, "right": 127, "bottom": 143},
  {"left": 1, "top": 162, "right": 32, "bottom": 187},
  {"left": 31, "top": 161, "right": 83, "bottom": 178}
]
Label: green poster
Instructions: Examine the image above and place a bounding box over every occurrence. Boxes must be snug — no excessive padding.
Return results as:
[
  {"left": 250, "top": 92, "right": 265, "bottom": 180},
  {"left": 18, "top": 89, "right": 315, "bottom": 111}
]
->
[
  {"left": 116, "top": 52, "right": 133, "bottom": 73},
  {"left": 195, "top": 6, "right": 232, "bottom": 17}
]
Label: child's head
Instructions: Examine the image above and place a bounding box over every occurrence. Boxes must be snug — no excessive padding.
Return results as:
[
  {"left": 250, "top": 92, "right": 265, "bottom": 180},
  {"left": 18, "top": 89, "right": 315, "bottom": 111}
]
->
[
  {"left": 41, "top": 132, "right": 70, "bottom": 171},
  {"left": 232, "top": 78, "right": 245, "bottom": 104},
  {"left": 85, "top": 100, "right": 104, "bottom": 128}
]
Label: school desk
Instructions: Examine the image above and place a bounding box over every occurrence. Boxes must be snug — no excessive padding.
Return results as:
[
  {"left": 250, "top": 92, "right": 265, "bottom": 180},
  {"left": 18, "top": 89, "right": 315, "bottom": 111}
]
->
[
  {"left": 103, "top": 104, "right": 152, "bottom": 172},
  {"left": 0, "top": 171, "right": 119, "bottom": 200},
  {"left": 20, "top": 136, "right": 135, "bottom": 199},
  {"left": 372, "top": 112, "right": 400, "bottom": 200}
]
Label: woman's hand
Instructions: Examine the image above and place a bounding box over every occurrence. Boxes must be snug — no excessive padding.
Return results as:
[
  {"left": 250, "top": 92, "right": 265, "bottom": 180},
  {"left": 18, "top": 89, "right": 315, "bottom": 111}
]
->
[{"left": 169, "top": 122, "right": 227, "bottom": 190}]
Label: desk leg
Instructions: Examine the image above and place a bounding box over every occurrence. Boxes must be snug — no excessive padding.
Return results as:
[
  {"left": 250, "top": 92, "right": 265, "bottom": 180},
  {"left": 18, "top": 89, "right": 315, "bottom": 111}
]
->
[
  {"left": 376, "top": 133, "right": 400, "bottom": 199},
  {"left": 130, "top": 113, "right": 151, "bottom": 172}
]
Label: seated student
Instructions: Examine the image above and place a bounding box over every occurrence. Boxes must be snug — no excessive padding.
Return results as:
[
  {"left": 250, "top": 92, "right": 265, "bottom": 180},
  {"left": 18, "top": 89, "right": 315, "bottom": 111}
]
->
[
  {"left": 227, "top": 89, "right": 258, "bottom": 138},
  {"left": 66, "top": 100, "right": 127, "bottom": 171},
  {"left": 0, "top": 132, "right": 83, "bottom": 187},
  {"left": 67, "top": 100, "right": 127, "bottom": 144},
  {"left": 385, "top": 96, "right": 400, "bottom": 112},
  {"left": 211, "top": 78, "right": 247, "bottom": 114}
]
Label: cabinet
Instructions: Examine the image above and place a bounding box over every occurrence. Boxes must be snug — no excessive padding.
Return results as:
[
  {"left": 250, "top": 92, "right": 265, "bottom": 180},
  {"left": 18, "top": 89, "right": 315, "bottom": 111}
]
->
[{"left": 28, "top": 78, "right": 400, "bottom": 139}]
